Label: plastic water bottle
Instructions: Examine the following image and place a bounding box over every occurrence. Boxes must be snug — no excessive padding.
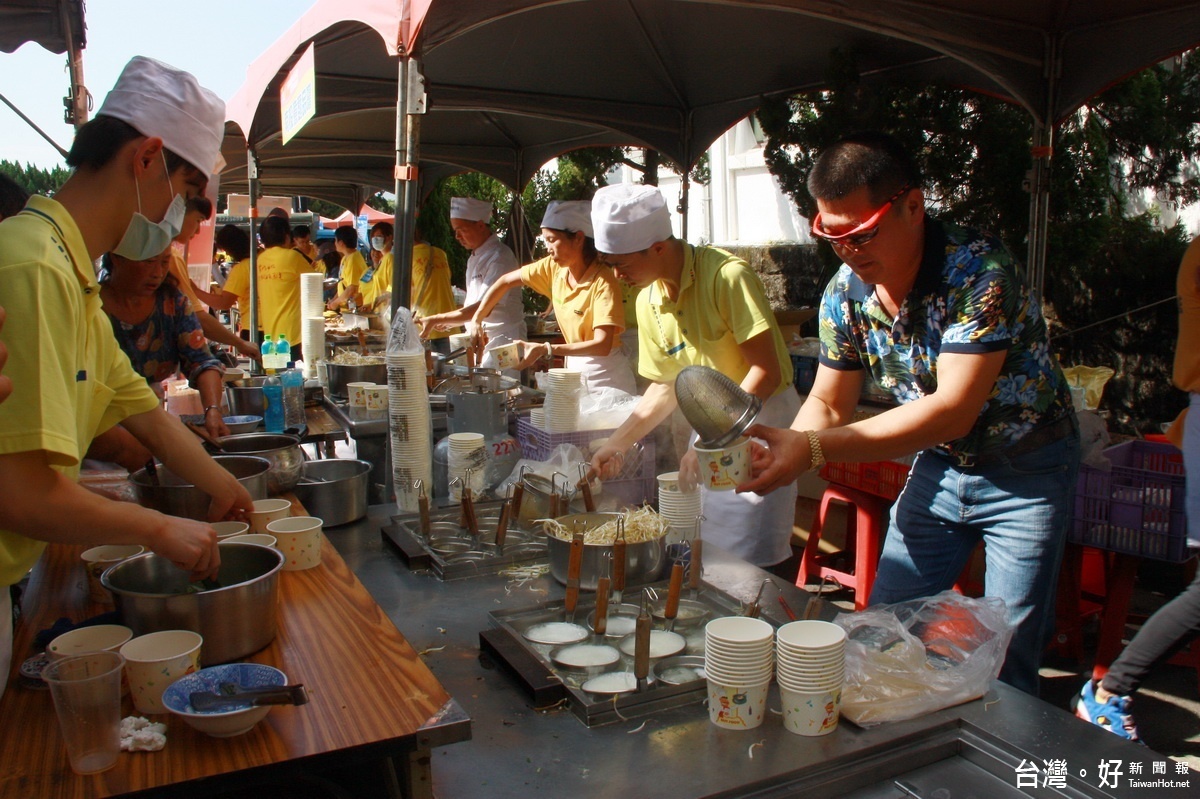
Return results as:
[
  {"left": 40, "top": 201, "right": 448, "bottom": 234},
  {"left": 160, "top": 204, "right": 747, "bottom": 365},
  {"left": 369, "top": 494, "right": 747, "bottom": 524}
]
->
[
  {"left": 281, "top": 362, "right": 306, "bottom": 429},
  {"left": 261, "top": 335, "right": 275, "bottom": 371},
  {"left": 262, "top": 371, "right": 285, "bottom": 433},
  {"left": 275, "top": 335, "right": 291, "bottom": 371}
]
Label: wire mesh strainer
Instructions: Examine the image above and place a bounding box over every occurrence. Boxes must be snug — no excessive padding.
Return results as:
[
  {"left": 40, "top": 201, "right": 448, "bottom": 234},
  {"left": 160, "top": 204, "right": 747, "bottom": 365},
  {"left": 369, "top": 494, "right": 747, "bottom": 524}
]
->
[{"left": 674, "top": 365, "right": 762, "bottom": 448}]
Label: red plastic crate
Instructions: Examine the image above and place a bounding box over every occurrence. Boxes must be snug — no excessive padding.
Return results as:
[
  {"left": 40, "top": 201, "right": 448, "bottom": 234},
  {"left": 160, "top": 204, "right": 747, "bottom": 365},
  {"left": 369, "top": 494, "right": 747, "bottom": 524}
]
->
[
  {"left": 819, "top": 460, "right": 910, "bottom": 501},
  {"left": 1070, "top": 440, "right": 1188, "bottom": 562},
  {"left": 515, "top": 417, "right": 655, "bottom": 506}
]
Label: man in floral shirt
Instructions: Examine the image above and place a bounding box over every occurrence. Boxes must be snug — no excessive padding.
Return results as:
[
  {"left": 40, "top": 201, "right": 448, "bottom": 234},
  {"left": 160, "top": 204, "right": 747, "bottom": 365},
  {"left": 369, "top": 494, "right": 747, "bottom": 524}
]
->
[{"left": 744, "top": 132, "right": 1079, "bottom": 695}]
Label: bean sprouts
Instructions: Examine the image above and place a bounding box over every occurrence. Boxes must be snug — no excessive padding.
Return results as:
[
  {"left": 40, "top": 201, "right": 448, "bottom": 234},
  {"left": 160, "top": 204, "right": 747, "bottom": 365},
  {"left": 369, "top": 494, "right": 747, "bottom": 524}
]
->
[{"left": 543, "top": 506, "right": 668, "bottom": 545}]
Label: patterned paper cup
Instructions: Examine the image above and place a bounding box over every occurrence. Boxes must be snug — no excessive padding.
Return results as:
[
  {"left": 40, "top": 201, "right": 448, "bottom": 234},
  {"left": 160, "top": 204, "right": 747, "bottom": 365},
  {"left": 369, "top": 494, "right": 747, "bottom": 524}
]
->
[
  {"left": 80, "top": 545, "right": 145, "bottom": 605},
  {"left": 267, "top": 516, "right": 324, "bottom": 570},
  {"left": 249, "top": 498, "right": 292, "bottom": 534},
  {"left": 707, "top": 678, "right": 770, "bottom": 730},
  {"left": 780, "top": 685, "right": 842, "bottom": 736},
  {"left": 488, "top": 342, "right": 521, "bottom": 370},
  {"left": 694, "top": 437, "right": 751, "bottom": 491},
  {"left": 212, "top": 521, "right": 250, "bottom": 539},
  {"left": 120, "top": 630, "right": 203, "bottom": 715},
  {"left": 346, "top": 381, "right": 374, "bottom": 408}
]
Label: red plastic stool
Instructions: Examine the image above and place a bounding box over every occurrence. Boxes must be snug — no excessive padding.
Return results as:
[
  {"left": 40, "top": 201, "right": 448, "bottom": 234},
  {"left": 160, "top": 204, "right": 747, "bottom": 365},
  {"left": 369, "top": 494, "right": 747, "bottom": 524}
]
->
[{"left": 797, "top": 484, "right": 887, "bottom": 611}]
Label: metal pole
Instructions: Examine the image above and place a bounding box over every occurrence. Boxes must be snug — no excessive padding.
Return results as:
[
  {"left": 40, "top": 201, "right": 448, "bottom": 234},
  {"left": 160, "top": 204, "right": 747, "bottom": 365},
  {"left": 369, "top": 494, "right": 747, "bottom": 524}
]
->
[
  {"left": 392, "top": 57, "right": 424, "bottom": 318},
  {"left": 247, "top": 150, "right": 262, "bottom": 373},
  {"left": 59, "top": 0, "right": 88, "bottom": 129},
  {"left": 679, "top": 174, "right": 690, "bottom": 241}
]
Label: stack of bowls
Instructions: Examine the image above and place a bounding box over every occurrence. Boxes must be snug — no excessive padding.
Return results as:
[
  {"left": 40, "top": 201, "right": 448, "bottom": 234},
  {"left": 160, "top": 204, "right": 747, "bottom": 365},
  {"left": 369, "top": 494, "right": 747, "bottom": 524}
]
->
[
  {"left": 299, "top": 273, "right": 325, "bottom": 377},
  {"left": 447, "top": 432, "right": 487, "bottom": 501},
  {"left": 541, "top": 368, "right": 582, "bottom": 432},
  {"left": 775, "top": 620, "right": 846, "bottom": 736},
  {"left": 387, "top": 351, "right": 433, "bottom": 513},
  {"left": 703, "top": 616, "right": 774, "bottom": 730},
  {"left": 657, "top": 471, "right": 703, "bottom": 543}
]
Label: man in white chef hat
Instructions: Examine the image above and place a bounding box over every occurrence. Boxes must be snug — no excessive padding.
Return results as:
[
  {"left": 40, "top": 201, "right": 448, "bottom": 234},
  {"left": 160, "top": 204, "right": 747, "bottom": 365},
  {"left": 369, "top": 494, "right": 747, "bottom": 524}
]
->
[
  {"left": 588, "top": 184, "right": 801, "bottom": 571},
  {"left": 0, "top": 57, "right": 254, "bottom": 697},
  {"left": 418, "top": 197, "right": 527, "bottom": 374}
]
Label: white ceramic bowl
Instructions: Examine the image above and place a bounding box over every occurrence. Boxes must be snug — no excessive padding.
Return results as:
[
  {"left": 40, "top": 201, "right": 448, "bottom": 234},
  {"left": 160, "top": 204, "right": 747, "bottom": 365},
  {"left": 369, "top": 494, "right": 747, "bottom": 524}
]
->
[
  {"left": 223, "top": 415, "right": 262, "bottom": 434},
  {"left": 161, "top": 663, "right": 287, "bottom": 737}
]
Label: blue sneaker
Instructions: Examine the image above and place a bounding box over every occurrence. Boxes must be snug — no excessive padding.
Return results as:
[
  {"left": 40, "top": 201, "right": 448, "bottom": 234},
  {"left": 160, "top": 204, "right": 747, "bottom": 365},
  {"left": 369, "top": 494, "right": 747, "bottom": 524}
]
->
[{"left": 1073, "top": 680, "right": 1141, "bottom": 742}]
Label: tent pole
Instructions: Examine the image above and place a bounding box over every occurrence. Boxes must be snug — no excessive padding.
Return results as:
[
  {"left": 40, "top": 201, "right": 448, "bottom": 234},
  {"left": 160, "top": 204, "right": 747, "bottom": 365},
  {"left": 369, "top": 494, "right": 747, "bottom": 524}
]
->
[
  {"left": 392, "top": 56, "right": 423, "bottom": 318},
  {"left": 679, "top": 174, "right": 690, "bottom": 241},
  {"left": 1027, "top": 38, "right": 1060, "bottom": 306},
  {"left": 247, "top": 149, "right": 262, "bottom": 373}
]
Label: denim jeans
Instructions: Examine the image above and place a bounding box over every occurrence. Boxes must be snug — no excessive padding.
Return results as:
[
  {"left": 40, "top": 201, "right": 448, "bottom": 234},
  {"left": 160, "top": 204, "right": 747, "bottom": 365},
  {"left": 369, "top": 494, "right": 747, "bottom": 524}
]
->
[{"left": 869, "top": 430, "right": 1081, "bottom": 695}]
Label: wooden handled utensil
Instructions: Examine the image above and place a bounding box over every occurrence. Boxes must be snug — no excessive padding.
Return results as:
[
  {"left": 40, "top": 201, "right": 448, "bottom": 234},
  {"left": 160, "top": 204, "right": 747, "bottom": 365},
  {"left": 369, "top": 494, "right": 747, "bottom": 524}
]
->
[
  {"left": 415, "top": 479, "right": 431, "bottom": 539},
  {"left": 664, "top": 562, "right": 684, "bottom": 632},
  {"left": 494, "top": 498, "right": 512, "bottom": 552},
  {"left": 576, "top": 464, "right": 595, "bottom": 512},
  {"left": 634, "top": 595, "right": 651, "bottom": 692},
  {"left": 612, "top": 522, "right": 627, "bottom": 606},
  {"left": 594, "top": 576, "right": 610, "bottom": 639},
  {"left": 564, "top": 531, "right": 585, "bottom": 623},
  {"left": 185, "top": 421, "right": 226, "bottom": 450},
  {"left": 688, "top": 535, "right": 703, "bottom": 599},
  {"left": 548, "top": 472, "right": 564, "bottom": 518},
  {"left": 510, "top": 471, "right": 526, "bottom": 517},
  {"left": 744, "top": 579, "right": 770, "bottom": 619}
]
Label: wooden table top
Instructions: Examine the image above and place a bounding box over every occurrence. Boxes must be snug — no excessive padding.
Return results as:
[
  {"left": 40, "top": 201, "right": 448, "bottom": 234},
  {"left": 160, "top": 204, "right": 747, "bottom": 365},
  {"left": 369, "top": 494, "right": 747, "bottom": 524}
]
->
[
  {"left": 0, "top": 501, "right": 469, "bottom": 798},
  {"left": 304, "top": 404, "right": 347, "bottom": 443}
]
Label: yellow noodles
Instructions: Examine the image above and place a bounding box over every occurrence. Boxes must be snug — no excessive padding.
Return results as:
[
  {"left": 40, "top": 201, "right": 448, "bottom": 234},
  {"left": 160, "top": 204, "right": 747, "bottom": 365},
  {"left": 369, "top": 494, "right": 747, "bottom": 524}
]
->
[{"left": 543, "top": 506, "right": 668, "bottom": 545}]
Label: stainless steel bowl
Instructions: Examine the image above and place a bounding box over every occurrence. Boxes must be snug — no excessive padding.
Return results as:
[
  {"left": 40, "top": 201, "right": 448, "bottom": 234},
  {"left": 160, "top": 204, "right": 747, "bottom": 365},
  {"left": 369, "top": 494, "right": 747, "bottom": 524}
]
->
[
  {"left": 544, "top": 512, "right": 668, "bottom": 590},
  {"left": 131, "top": 455, "right": 271, "bottom": 520},
  {"left": 292, "top": 459, "right": 370, "bottom": 526},
  {"left": 226, "top": 376, "right": 268, "bottom": 417},
  {"left": 323, "top": 361, "right": 387, "bottom": 400},
  {"left": 102, "top": 543, "right": 284, "bottom": 665},
  {"left": 210, "top": 433, "right": 304, "bottom": 494}
]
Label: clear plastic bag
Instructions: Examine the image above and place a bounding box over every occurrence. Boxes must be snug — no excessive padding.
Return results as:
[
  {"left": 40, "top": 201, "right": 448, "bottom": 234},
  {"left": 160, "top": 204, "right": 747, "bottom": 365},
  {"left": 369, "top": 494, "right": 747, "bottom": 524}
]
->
[{"left": 835, "top": 591, "right": 1012, "bottom": 727}]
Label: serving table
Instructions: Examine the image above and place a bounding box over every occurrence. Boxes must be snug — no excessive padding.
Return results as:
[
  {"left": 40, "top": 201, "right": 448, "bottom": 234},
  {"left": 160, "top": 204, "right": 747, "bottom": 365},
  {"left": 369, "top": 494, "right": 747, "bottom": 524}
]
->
[{"left": 0, "top": 502, "right": 470, "bottom": 799}]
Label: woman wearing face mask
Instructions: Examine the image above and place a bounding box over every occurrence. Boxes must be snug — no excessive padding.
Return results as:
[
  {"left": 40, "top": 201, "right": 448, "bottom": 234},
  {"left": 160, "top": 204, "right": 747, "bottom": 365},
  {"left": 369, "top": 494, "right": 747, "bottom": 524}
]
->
[
  {"left": 101, "top": 247, "right": 229, "bottom": 440},
  {"left": 469, "top": 200, "right": 636, "bottom": 393},
  {"left": 359, "top": 221, "right": 394, "bottom": 311}
]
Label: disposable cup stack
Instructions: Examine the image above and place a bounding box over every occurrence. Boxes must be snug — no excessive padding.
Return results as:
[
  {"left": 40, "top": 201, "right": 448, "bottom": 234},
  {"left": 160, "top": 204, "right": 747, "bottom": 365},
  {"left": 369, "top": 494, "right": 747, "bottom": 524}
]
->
[
  {"left": 387, "top": 351, "right": 433, "bottom": 513},
  {"left": 529, "top": 407, "right": 546, "bottom": 430},
  {"left": 657, "top": 471, "right": 703, "bottom": 543},
  {"left": 775, "top": 620, "right": 846, "bottom": 736},
  {"left": 703, "top": 616, "right": 774, "bottom": 730},
  {"left": 447, "top": 432, "right": 488, "bottom": 502},
  {"left": 541, "top": 368, "right": 582, "bottom": 433},
  {"left": 299, "top": 273, "right": 326, "bottom": 377}
]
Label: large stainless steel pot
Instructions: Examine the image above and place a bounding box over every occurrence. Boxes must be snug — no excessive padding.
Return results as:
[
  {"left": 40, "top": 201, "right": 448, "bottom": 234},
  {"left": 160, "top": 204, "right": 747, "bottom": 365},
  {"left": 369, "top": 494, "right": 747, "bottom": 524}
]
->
[
  {"left": 131, "top": 455, "right": 270, "bottom": 520},
  {"left": 226, "top": 376, "right": 268, "bottom": 417},
  {"left": 292, "top": 459, "right": 370, "bottom": 526},
  {"left": 102, "top": 543, "right": 283, "bottom": 665},
  {"left": 323, "top": 361, "right": 387, "bottom": 400},
  {"left": 210, "top": 433, "right": 304, "bottom": 494},
  {"left": 544, "top": 512, "right": 668, "bottom": 590}
]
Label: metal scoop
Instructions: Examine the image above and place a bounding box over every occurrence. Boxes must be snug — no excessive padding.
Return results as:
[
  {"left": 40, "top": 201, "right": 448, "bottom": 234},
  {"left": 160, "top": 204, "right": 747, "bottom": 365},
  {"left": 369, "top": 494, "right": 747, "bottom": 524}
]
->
[
  {"left": 189, "top": 683, "right": 308, "bottom": 712},
  {"left": 674, "top": 365, "right": 762, "bottom": 448},
  {"left": 575, "top": 463, "right": 596, "bottom": 512},
  {"left": 565, "top": 531, "right": 585, "bottom": 623},
  {"left": 611, "top": 520, "right": 627, "bottom": 606},
  {"left": 663, "top": 562, "right": 684, "bottom": 632},
  {"left": 415, "top": 479, "right": 431, "bottom": 539}
]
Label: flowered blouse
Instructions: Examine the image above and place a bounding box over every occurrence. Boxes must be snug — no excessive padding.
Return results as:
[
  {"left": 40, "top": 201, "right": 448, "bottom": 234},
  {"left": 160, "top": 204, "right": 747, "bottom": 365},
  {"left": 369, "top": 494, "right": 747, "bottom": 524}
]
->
[
  {"left": 104, "top": 281, "right": 223, "bottom": 390},
  {"left": 818, "top": 218, "right": 1074, "bottom": 462}
]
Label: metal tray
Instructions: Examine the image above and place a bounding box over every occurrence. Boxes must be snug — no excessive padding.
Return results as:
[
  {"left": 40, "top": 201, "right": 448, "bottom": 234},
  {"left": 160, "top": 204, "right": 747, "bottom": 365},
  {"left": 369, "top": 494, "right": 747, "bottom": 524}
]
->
[
  {"left": 480, "top": 580, "right": 763, "bottom": 727},
  {"left": 382, "top": 500, "right": 547, "bottom": 581}
]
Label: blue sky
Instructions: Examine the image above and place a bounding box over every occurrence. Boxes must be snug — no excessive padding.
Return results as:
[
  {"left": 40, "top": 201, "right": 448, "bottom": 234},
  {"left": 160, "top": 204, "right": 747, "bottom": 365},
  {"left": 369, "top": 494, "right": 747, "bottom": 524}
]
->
[{"left": 3, "top": 0, "right": 310, "bottom": 168}]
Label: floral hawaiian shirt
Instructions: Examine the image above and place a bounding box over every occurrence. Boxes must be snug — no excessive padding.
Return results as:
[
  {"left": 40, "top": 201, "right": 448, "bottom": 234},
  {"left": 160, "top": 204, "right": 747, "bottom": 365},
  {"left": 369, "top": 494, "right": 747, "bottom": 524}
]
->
[
  {"left": 104, "top": 282, "right": 223, "bottom": 390},
  {"left": 817, "top": 218, "right": 1074, "bottom": 463}
]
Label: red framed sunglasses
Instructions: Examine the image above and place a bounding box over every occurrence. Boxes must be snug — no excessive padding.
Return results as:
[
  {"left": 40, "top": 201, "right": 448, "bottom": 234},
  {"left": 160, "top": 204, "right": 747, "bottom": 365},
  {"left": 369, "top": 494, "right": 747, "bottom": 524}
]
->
[{"left": 810, "top": 184, "right": 912, "bottom": 248}]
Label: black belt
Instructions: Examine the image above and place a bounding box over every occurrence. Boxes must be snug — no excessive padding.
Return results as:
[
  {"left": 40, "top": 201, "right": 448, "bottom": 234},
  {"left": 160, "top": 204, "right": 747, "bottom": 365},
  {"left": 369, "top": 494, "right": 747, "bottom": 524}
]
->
[{"left": 951, "top": 414, "right": 1078, "bottom": 470}]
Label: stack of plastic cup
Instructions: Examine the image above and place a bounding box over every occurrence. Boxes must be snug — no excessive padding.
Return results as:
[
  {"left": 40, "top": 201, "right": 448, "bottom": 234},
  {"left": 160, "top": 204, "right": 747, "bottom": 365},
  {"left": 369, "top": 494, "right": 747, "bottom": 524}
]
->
[
  {"left": 447, "top": 432, "right": 487, "bottom": 501},
  {"left": 703, "top": 616, "right": 774, "bottom": 730},
  {"left": 775, "top": 620, "right": 846, "bottom": 736},
  {"left": 541, "top": 368, "right": 582, "bottom": 433},
  {"left": 657, "top": 471, "right": 703, "bottom": 543},
  {"left": 299, "top": 273, "right": 325, "bottom": 375},
  {"left": 387, "top": 351, "right": 432, "bottom": 512},
  {"left": 529, "top": 407, "right": 546, "bottom": 430},
  {"left": 302, "top": 316, "right": 325, "bottom": 378}
]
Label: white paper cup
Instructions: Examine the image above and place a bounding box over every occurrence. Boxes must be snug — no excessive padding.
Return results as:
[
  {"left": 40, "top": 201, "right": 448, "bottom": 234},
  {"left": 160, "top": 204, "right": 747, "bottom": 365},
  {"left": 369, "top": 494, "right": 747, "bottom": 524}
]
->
[
  {"left": 705, "top": 616, "right": 775, "bottom": 645},
  {"left": 249, "top": 498, "right": 292, "bottom": 534},
  {"left": 222, "top": 533, "right": 277, "bottom": 547},
  {"left": 80, "top": 545, "right": 145, "bottom": 605},
  {"left": 347, "top": 381, "right": 374, "bottom": 408},
  {"left": 211, "top": 521, "right": 251, "bottom": 539},
  {"left": 488, "top": 342, "right": 521, "bottom": 370},
  {"left": 779, "top": 685, "right": 842, "bottom": 736},
  {"left": 694, "top": 436, "right": 751, "bottom": 491},
  {"left": 706, "top": 678, "right": 770, "bottom": 730},
  {"left": 364, "top": 385, "right": 388, "bottom": 411},
  {"left": 776, "top": 620, "right": 846, "bottom": 651},
  {"left": 48, "top": 625, "right": 133, "bottom": 662},
  {"left": 266, "top": 516, "right": 324, "bottom": 570},
  {"left": 120, "top": 630, "right": 203, "bottom": 715}
]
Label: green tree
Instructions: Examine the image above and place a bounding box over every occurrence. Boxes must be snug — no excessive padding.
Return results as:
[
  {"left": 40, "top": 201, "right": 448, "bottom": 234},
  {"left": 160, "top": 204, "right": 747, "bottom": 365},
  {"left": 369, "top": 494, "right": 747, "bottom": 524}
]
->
[
  {"left": 1, "top": 160, "right": 70, "bottom": 196},
  {"left": 755, "top": 50, "right": 1200, "bottom": 434}
]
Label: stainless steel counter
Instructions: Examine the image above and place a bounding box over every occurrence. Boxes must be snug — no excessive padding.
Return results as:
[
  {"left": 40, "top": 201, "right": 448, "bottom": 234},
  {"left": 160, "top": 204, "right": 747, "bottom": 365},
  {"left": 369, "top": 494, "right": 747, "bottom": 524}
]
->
[{"left": 326, "top": 506, "right": 1193, "bottom": 798}]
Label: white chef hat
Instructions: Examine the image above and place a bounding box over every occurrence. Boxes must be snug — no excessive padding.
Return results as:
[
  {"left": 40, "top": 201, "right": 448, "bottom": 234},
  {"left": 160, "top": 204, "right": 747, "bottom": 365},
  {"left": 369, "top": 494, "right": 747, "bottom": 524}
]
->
[
  {"left": 591, "top": 184, "right": 674, "bottom": 254},
  {"left": 97, "top": 56, "right": 225, "bottom": 175},
  {"left": 450, "top": 197, "right": 493, "bottom": 222},
  {"left": 540, "top": 200, "right": 594, "bottom": 237}
]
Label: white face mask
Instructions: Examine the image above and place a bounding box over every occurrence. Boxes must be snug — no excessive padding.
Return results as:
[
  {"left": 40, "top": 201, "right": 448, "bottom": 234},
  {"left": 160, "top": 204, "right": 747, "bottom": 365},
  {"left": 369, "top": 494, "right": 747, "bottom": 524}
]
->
[
  {"left": 113, "top": 153, "right": 186, "bottom": 261},
  {"left": 371, "top": 236, "right": 386, "bottom": 252}
]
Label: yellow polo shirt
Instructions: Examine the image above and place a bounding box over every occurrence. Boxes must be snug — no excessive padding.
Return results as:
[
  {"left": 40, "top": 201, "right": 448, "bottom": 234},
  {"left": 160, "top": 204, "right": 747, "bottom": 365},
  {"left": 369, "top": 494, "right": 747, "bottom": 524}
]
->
[
  {"left": 222, "top": 246, "right": 306, "bottom": 344},
  {"left": 521, "top": 256, "right": 625, "bottom": 344},
  {"left": 1175, "top": 237, "right": 1200, "bottom": 393},
  {"left": 0, "top": 196, "right": 160, "bottom": 585},
  {"left": 360, "top": 251, "right": 392, "bottom": 310},
  {"left": 170, "top": 250, "right": 203, "bottom": 313},
  {"left": 637, "top": 244, "right": 792, "bottom": 392},
  {"left": 413, "top": 242, "right": 455, "bottom": 339},
  {"left": 337, "top": 250, "right": 367, "bottom": 297}
]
